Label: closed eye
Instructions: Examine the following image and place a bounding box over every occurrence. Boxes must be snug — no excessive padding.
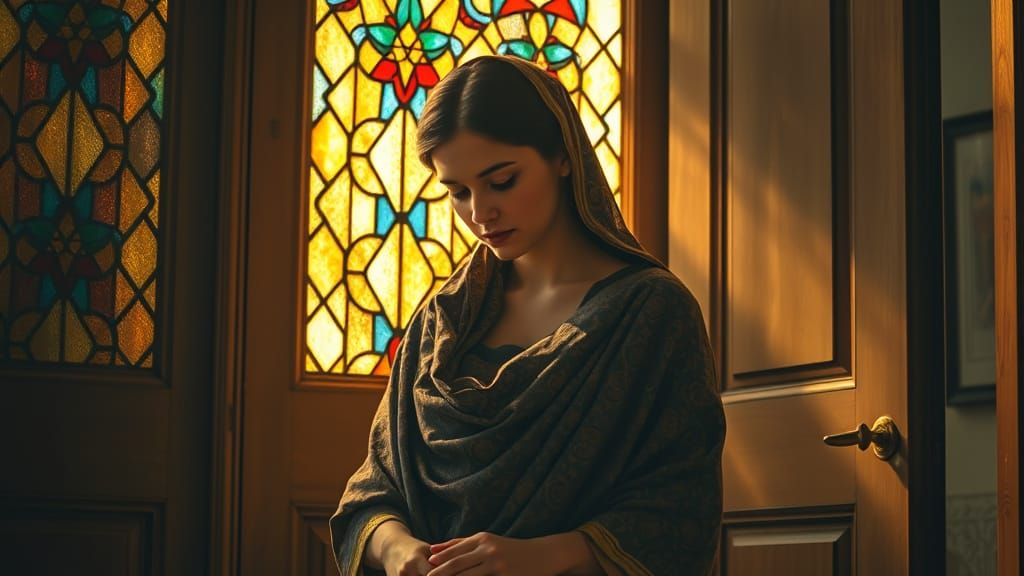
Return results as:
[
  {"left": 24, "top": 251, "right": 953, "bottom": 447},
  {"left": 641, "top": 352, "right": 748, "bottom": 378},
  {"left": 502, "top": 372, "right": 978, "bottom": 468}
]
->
[{"left": 491, "top": 174, "right": 518, "bottom": 191}]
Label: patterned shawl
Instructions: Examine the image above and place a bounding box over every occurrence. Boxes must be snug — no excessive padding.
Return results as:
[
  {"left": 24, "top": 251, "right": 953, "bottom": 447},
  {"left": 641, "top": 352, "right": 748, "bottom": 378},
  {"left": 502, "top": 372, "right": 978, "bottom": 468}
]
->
[{"left": 329, "top": 54, "right": 725, "bottom": 576}]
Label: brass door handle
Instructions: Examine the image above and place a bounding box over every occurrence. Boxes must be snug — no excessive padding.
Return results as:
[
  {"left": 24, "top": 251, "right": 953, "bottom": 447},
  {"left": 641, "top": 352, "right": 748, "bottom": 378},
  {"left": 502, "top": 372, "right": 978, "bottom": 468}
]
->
[{"left": 823, "top": 415, "right": 900, "bottom": 460}]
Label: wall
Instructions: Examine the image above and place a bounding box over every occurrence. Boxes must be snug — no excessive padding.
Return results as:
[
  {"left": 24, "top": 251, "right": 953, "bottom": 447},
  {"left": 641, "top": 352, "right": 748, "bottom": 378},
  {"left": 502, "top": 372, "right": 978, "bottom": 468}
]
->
[{"left": 941, "top": 0, "right": 996, "bottom": 574}]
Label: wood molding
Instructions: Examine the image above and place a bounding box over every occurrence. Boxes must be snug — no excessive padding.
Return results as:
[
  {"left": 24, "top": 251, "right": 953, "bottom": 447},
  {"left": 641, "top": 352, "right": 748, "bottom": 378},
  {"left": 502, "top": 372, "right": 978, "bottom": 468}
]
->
[
  {"left": 712, "top": 0, "right": 853, "bottom": 394},
  {"left": 0, "top": 498, "right": 163, "bottom": 576},
  {"left": 212, "top": 0, "right": 254, "bottom": 574},
  {"left": 289, "top": 504, "right": 335, "bottom": 576},
  {"left": 992, "top": 0, "right": 1022, "bottom": 574},
  {"left": 622, "top": 0, "right": 669, "bottom": 265}
]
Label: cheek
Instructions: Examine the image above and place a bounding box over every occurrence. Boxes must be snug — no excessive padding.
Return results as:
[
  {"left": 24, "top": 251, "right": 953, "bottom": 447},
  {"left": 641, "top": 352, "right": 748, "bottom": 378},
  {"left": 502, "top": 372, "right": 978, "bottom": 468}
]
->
[{"left": 452, "top": 201, "right": 473, "bottom": 226}]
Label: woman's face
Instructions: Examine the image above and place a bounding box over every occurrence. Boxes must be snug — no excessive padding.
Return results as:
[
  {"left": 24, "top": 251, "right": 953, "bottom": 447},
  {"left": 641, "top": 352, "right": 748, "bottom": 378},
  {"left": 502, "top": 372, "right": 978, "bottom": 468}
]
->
[{"left": 431, "top": 130, "right": 570, "bottom": 260}]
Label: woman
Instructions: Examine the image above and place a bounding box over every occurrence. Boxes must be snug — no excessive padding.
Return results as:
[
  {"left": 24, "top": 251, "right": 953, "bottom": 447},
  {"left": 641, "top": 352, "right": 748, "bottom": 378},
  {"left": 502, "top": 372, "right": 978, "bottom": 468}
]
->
[{"left": 329, "top": 54, "right": 725, "bottom": 576}]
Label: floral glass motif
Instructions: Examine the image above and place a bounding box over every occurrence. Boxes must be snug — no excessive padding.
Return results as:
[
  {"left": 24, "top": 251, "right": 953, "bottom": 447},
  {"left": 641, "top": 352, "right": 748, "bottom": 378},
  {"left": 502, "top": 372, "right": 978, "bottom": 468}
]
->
[
  {"left": 0, "top": 0, "right": 167, "bottom": 367},
  {"left": 308, "top": 0, "right": 622, "bottom": 375}
]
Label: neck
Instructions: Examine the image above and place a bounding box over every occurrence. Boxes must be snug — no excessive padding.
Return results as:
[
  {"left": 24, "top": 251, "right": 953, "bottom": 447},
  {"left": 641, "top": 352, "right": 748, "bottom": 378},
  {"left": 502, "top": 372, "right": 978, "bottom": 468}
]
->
[{"left": 505, "top": 206, "right": 611, "bottom": 293}]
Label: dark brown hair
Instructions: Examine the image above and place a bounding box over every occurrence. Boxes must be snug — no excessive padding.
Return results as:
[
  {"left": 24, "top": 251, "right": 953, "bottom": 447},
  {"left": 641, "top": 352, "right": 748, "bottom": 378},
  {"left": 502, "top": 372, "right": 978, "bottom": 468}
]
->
[{"left": 416, "top": 56, "right": 567, "bottom": 169}]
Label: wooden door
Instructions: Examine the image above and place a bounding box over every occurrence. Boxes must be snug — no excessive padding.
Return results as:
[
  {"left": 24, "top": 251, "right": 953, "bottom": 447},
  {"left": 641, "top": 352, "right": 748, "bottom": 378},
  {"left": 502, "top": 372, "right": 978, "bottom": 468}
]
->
[
  {"left": 238, "top": 0, "right": 668, "bottom": 573},
  {"left": 669, "top": 0, "right": 944, "bottom": 574},
  {"left": 0, "top": 2, "right": 221, "bottom": 575}
]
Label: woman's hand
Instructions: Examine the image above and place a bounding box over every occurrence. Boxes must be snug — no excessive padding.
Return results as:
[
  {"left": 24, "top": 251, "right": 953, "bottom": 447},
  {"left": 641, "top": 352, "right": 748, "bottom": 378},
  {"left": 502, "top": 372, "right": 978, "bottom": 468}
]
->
[
  {"left": 380, "top": 530, "right": 434, "bottom": 576},
  {"left": 424, "top": 532, "right": 555, "bottom": 576}
]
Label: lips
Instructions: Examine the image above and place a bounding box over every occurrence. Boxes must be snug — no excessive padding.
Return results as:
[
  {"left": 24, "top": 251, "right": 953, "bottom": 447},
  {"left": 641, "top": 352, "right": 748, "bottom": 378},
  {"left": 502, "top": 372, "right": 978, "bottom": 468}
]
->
[
  {"left": 481, "top": 229, "right": 514, "bottom": 240},
  {"left": 481, "top": 229, "right": 515, "bottom": 245}
]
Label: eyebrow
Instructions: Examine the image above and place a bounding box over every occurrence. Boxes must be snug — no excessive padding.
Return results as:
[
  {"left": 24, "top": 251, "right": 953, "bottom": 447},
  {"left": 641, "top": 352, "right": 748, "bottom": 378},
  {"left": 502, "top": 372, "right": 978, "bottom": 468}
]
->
[{"left": 439, "top": 160, "right": 516, "bottom": 185}]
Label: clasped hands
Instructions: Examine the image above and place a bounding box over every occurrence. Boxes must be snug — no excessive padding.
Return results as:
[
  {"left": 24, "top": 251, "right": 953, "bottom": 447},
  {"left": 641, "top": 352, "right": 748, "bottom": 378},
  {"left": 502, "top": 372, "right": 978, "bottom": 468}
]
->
[{"left": 383, "top": 530, "right": 560, "bottom": 576}]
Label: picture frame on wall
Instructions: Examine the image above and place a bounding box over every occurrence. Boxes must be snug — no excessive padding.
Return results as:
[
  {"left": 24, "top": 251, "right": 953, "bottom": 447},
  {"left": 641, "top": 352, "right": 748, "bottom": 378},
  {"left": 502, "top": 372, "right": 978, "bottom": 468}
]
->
[{"left": 943, "top": 110, "right": 996, "bottom": 405}]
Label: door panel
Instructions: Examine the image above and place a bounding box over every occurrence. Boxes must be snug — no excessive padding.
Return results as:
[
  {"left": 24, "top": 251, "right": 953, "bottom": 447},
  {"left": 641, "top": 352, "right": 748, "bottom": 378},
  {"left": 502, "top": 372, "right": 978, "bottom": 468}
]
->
[
  {"left": 0, "top": 2, "right": 222, "bottom": 574},
  {"left": 671, "top": 0, "right": 909, "bottom": 573}
]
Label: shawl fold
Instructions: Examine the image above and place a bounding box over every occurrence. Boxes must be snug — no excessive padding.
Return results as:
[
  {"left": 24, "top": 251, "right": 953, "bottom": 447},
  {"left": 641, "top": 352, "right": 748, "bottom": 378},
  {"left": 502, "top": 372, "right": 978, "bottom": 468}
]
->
[{"left": 329, "top": 54, "right": 725, "bottom": 576}]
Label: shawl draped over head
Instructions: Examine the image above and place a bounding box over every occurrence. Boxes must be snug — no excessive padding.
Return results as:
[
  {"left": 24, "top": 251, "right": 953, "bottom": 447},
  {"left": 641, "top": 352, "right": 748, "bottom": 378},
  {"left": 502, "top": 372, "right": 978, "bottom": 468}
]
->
[{"left": 329, "top": 54, "right": 725, "bottom": 576}]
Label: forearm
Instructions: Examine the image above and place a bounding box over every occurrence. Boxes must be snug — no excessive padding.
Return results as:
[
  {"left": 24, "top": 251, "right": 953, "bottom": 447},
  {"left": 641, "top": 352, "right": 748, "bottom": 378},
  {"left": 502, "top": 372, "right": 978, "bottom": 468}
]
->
[
  {"left": 363, "top": 519, "right": 410, "bottom": 570},
  {"left": 534, "top": 530, "right": 621, "bottom": 576}
]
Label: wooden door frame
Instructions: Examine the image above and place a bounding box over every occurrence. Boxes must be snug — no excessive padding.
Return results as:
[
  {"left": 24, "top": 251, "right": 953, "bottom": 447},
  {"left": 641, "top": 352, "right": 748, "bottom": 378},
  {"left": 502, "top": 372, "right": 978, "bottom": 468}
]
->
[
  {"left": 903, "top": 1, "right": 947, "bottom": 574},
  {"left": 210, "top": 1, "right": 670, "bottom": 573},
  {"left": 992, "top": 0, "right": 1023, "bottom": 574}
]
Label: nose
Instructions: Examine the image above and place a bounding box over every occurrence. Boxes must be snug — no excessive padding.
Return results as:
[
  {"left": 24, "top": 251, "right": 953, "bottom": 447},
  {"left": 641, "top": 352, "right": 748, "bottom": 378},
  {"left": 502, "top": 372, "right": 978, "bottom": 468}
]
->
[{"left": 469, "top": 190, "right": 498, "bottom": 226}]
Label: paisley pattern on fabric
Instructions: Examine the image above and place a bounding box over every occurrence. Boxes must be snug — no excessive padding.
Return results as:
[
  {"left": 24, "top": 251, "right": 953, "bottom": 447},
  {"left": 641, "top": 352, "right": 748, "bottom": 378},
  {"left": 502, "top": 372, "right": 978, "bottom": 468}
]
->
[{"left": 329, "top": 54, "right": 725, "bottom": 576}]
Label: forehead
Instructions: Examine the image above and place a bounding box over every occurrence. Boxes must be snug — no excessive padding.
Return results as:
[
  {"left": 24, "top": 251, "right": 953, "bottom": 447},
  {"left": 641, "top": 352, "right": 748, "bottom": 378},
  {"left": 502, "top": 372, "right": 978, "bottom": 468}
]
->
[{"left": 431, "top": 130, "right": 530, "bottom": 181}]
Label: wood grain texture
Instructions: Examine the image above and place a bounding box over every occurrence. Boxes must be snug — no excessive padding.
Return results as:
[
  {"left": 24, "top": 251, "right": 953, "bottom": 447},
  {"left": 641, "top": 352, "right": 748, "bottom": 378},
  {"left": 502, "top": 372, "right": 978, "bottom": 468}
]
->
[
  {"left": 727, "top": 0, "right": 835, "bottom": 378},
  {"left": 667, "top": 0, "right": 712, "bottom": 342},
  {"left": 991, "top": 0, "right": 1021, "bottom": 574},
  {"left": 851, "top": 1, "right": 909, "bottom": 574}
]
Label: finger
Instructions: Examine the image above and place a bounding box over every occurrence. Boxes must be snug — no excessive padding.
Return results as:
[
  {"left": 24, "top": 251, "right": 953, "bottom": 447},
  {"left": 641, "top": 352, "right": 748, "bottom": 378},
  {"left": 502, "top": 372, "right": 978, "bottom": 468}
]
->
[
  {"left": 429, "top": 538, "right": 464, "bottom": 554},
  {"left": 427, "top": 538, "right": 476, "bottom": 566},
  {"left": 425, "top": 550, "right": 484, "bottom": 576}
]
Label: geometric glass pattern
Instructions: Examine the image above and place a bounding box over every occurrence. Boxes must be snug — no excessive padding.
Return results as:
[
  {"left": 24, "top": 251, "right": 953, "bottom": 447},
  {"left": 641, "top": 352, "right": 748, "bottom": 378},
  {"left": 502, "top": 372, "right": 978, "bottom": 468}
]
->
[
  {"left": 0, "top": 0, "right": 166, "bottom": 367},
  {"left": 308, "top": 0, "right": 621, "bottom": 375}
]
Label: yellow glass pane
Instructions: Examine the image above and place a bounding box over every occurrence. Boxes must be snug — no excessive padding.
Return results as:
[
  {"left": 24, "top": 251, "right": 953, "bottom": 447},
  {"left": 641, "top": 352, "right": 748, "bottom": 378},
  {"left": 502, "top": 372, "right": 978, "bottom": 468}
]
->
[
  {"left": 120, "top": 170, "right": 146, "bottom": 229},
  {"left": 366, "top": 225, "right": 400, "bottom": 326},
  {"left": 116, "top": 270, "right": 133, "bottom": 315},
  {"left": 550, "top": 17, "right": 582, "bottom": 47},
  {"left": 0, "top": 3, "right": 17, "bottom": 58},
  {"left": 421, "top": 239, "right": 452, "bottom": 277},
  {"left": 349, "top": 352, "right": 379, "bottom": 375},
  {"left": 528, "top": 12, "right": 547, "bottom": 48},
  {"left": 308, "top": 226, "right": 344, "bottom": 296},
  {"left": 596, "top": 140, "right": 620, "bottom": 192},
  {"left": 309, "top": 167, "right": 324, "bottom": 234},
  {"left": 119, "top": 301, "right": 154, "bottom": 364},
  {"left": 347, "top": 273, "right": 382, "bottom": 312},
  {"left": 317, "top": 14, "right": 353, "bottom": 83},
  {"left": 345, "top": 304, "right": 373, "bottom": 367},
  {"left": 148, "top": 169, "right": 160, "bottom": 225},
  {"left": 71, "top": 95, "right": 103, "bottom": 192},
  {"left": 328, "top": 68, "right": 356, "bottom": 132},
  {"left": 577, "top": 95, "right": 605, "bottom": 146},
  {"left": 582, "top": 50, "right": 618, "bottom": 114},
  {"left": 426, "top": 198, "right": 452, "bottom": 250},
  {"left": 608, "top": 32, "right": 622, "bottom": 67},
  {"left": 371, "top": 113, "right": 404, "bottom": 210},
  {"left": 307, "top": 284, "right": 320, "bottom": 316},
  {"left": 573, "top": 28, "right": 600, "bottom": 66},
  {"left": 347, "top": 235, "right": 383, "bottom": 273},
  {"left": 320, "top": 169, "right": 351, "bottom": 247},
  {"left": 129, "top": 14, "right": 165, "bottom": 78},
  {"left": 400, "top": 226, "right": 433, "bottom": 327},
  {"left": 589, "top": 0, "right": 621, "bottom": 43},
  {"left": 308, "top": 306, "right": 343, "bottom": 370},
  {"left": 30, "top": 306, "right": 60, "bottom": 362},
  {"left": 403, "top": 114, "right": 432, "bottom": 208},
  {"left": 312, "top": 111, "right": 348, "bottom": 180},
  {"left": 555, "top": 61, "right": 579, "bottom": 92},
  {"left": 350, "top": 185, "right": 377, "bottom": 239},
  {"left": 606, "top": 101, "right": 622, "bottom": 156},
  {"left": 327, "top": 282, "right": 348, "bottom": 330},
  {"left": 65, "top": 306, "right": 91, "bottom": 363},
  {"left": 124, "top": 64, "right": 148, "bottom": 121},
  {"left": 37, "top": 92, "right": 69, "bottom": 193},
  {"left": 123, "top": 223, "right": 157, "bottom": 286}
]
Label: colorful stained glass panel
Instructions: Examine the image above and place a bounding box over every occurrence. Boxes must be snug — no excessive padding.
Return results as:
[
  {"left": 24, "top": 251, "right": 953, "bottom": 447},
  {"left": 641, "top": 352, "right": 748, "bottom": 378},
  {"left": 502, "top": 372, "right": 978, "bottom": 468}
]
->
[
  {"left": 0, "top": 0, "right": 166, "bottom": 367},
  {"left": 307, "top": 0, "right": 622, "bottom": 375}
]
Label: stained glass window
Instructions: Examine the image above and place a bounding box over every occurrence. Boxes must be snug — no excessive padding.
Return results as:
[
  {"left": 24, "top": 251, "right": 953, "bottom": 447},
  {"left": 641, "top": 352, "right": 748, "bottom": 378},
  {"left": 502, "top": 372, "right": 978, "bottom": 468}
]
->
[
  {"left": 0, "top": 0, "right": 167, "bottom": 367},
  {"left": 307, "top": 0, "right": 622, "bottom": 375}
]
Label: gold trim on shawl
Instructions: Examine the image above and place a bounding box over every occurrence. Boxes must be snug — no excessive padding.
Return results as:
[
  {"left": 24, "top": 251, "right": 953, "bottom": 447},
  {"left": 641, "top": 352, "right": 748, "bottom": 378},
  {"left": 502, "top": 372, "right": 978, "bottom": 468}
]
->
[
  {"left": 576, "top": 520, "right": 654, "bottom": 576},
  {"left": 344, "top": 512, "right": 405, "bottom": 576}
]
